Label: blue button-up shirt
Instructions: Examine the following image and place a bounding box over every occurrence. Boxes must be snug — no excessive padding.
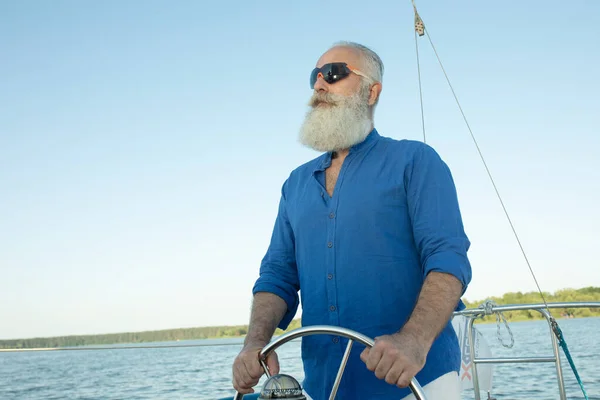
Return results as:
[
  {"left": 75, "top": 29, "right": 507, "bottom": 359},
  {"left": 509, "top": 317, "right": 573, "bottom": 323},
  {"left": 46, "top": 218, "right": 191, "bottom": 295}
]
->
[{"left": 252, "top": 129, "right": 472, "bottom": 399}]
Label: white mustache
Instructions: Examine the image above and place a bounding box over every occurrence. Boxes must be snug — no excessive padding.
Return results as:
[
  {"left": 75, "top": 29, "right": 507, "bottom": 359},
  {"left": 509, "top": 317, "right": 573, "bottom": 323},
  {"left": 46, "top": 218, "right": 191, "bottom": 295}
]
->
[{"left": 308, "top": 92, "right": 345, "bottom": 108}]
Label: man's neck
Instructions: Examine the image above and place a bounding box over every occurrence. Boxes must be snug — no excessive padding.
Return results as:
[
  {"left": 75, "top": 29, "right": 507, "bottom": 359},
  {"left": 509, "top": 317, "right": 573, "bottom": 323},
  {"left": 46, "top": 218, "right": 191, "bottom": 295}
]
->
[
  {"left": 330, "top": 122, "right": 374, "bottom": 160},
  {"left": 332, "top": 149, "right": 349, "bottom": 160}
]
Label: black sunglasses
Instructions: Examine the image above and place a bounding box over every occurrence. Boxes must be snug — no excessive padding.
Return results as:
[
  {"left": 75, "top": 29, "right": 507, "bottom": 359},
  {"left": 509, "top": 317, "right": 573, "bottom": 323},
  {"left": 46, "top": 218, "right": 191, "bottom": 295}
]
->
[{"left": 310, "top": 62, "right": 369, "bottom": 89}]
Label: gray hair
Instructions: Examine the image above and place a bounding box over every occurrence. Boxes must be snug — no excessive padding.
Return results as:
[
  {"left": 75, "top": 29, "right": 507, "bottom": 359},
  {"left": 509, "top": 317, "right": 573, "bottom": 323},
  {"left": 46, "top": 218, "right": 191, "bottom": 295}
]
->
[{"left": 331, "top": 41, "right": 384, "bottom": 83}]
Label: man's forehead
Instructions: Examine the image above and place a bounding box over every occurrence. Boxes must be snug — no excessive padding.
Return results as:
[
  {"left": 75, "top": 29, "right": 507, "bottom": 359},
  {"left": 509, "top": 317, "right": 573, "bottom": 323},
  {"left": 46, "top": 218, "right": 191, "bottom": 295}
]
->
[{"left": 316, "top": 46, "right": 362, "bottom": 68}]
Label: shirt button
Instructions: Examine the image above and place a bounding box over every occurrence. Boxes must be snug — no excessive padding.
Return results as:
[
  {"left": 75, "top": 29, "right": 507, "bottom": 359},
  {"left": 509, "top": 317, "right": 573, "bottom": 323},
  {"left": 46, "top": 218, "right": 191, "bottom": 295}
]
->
[
  {"left": 327, "top": 242, "right": 333, "bottom": 248},
  {"left": 332, "top": 337, "right": 339, "bottom": 344},
  {"left": 327, "top": 274, "right": 333, "bottom": 280},
  {"left": 320, "top": 191, "right": 324, "bottom": 197},
  {"left": 329, "top": 212, "right": 335, "bottom": 219},
  {"left": 330, "top": 305, "right": 336, "bottom": 311}
]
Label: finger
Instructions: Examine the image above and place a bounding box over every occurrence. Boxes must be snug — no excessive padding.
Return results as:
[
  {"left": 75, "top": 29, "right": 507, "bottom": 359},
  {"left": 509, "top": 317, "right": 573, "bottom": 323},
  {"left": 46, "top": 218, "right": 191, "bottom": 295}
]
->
[
  {"left": 384, "top": 360, "right": 404, "bottom": 386},
  {"left": 240, "top": 356, "right": 262, "bottom": 390},
  {"left": 233, "top": 363, "right": 255, "bottom": 394},
  {"left": 374, "top": 353, "right": 394, "bottom": 380},
  {"left": 266, "top": 351, "right": 280, "bottom": 375},
  {"left": 234, "top": 362, "right": 252, "bottom": 391},
  {"left": 233, "top": 377, "right": 255, "bottom": 395},
  {"left": 245, "top": 358, "right": 264, "bottom": 386},
  {"left": 236, "top": 384, "right": 255, "bottom": 395},
  {"left": 396, "top": 370, "right": 414, "bottom": 389},
  {"left": 364, "top": 344, "right": 383, "bottom": 371},
  {"left": 360, "top": 348, "right": 370, "bottom": 363},
  {"left": 246, "top": 355, "right": 264, "bottom": 380}
]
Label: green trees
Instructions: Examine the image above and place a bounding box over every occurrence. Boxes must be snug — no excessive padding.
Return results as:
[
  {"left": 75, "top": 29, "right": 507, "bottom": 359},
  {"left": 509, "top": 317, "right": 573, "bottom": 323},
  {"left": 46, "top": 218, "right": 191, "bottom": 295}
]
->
[
  {"left": 1, "top": 287, "right": 598, "bottom": 349},
  {"left": 462, "top": 286, "right": 600, "bottom": 323}
]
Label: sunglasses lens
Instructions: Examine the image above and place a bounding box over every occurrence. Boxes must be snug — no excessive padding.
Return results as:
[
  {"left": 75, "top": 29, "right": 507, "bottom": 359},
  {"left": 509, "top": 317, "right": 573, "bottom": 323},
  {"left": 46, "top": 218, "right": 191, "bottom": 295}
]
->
[
  {"left": 310, "top": 68, "right": 320, "bottom": 89},
  {"left": 310, "top": 63, "right": 350, "bottom": 88}
]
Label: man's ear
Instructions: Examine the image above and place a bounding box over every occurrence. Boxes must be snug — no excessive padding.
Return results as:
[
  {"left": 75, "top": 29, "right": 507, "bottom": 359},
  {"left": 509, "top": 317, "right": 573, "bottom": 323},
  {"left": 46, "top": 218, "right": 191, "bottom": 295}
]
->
[{"left": 368, "top": 82, "right": 382, "bottom": 106}]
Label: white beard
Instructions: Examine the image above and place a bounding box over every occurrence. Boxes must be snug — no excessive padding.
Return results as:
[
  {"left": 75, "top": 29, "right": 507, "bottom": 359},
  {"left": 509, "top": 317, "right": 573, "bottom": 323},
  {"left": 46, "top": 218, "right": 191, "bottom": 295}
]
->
[{"left": 298, "top": 84, "right": 373, "bottom": 152}]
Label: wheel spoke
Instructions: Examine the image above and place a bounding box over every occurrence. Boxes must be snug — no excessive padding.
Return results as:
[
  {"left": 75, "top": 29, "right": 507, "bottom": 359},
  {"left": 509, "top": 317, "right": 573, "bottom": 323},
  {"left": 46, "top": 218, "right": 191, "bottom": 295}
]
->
[
  {"left": 259, "top": 358, "right": 272, "bottom": 378},
  {"left": 234, "top": 325, "right": 428, "bottom": 400},
  {"left": 328, "top": 339, "right": 353, "bottom": 400}
]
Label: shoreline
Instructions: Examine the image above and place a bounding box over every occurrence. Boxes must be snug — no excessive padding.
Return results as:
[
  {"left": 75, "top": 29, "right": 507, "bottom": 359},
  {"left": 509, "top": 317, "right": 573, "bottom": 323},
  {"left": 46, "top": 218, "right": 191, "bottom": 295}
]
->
[
  {"left": 2, "top": 315, "right": 597, "bottom": 351},
  {"left": 3, "top": 286, "right": 599, "bottom": 350}
]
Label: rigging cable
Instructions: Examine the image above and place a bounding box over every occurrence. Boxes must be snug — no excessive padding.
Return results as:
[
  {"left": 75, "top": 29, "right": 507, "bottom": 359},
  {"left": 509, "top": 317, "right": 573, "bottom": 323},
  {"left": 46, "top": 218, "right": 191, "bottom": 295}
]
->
[
  {"left": 409, "top": 2, "right": 589, "bottom": 399},
  {"left": 412, "top": 0, "right": 426, "bottom": 143},
  {"left": 411, "top": 1, "right": 548, "bottom": 309}
]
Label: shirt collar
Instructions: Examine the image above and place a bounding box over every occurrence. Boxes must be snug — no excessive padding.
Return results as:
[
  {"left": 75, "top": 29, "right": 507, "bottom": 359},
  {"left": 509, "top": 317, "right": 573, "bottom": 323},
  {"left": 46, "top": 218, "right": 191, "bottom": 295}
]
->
[
  {"left": 349, "top": 127, "right": 380, "bottom": 153},
  {"left": 315, "top": 128, "right": 380, "bottom": 172}
]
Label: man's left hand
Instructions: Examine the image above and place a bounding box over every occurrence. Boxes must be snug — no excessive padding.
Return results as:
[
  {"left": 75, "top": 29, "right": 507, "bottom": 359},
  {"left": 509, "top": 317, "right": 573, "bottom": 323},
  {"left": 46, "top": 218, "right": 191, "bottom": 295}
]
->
[{"left": 359, "top": 330, "right": 430, "bottom": 388}]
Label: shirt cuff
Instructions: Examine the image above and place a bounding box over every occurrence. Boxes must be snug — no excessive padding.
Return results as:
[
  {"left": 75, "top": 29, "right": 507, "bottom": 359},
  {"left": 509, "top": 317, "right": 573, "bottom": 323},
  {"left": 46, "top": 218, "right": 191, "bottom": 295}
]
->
[{"left": 423, "top": 248, "right": 472, "bottom": 296}]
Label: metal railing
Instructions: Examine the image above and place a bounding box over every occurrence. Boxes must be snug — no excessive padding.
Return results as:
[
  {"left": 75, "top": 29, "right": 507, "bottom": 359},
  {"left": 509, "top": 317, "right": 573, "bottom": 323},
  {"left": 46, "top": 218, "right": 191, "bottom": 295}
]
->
[
  {"left": 453, "top": 301, "right": 600, "bottom": 400},
  {"left": 1, "top": 301, "right": 598, "bottom": 400}
]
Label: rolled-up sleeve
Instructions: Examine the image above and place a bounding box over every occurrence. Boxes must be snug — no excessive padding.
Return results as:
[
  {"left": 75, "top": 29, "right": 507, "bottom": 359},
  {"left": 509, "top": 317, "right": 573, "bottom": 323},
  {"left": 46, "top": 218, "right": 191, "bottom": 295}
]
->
[
  {"left": 405, "top": 144, "right": 472, "bottom": 294},
  {"left": 252, "top": 179, "right": 300, "bottom": 330}
]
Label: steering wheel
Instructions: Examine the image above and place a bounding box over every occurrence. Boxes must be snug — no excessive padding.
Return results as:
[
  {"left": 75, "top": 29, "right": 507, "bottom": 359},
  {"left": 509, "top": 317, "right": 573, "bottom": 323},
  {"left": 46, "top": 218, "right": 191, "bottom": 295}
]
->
[{"left": 234, "top": 325, "right": 428, "bottom": 400}]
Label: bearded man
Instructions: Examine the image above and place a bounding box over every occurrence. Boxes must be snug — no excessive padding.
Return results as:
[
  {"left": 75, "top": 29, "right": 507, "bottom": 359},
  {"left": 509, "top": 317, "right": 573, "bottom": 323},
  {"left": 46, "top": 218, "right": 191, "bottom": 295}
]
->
[{"left": 231, "top": 41, "right": 472, "bottom": 400}]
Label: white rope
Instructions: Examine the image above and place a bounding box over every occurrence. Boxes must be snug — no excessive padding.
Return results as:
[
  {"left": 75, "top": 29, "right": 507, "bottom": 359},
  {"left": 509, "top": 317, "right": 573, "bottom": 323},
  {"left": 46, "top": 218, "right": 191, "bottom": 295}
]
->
[{"left": 479, "top": 300, "right": 515, "bottom": 348}]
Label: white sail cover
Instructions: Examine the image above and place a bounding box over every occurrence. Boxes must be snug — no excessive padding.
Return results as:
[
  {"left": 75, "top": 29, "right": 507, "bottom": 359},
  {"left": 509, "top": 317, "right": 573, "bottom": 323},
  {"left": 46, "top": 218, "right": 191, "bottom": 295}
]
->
[{"left": 451, "top": 315, "right": 494, "bottom": 393}]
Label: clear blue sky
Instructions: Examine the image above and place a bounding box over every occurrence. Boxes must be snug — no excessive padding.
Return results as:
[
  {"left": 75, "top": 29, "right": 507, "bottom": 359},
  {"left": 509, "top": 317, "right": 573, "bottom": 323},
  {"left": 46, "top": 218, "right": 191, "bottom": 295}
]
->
[{"left": 1, "top": 0, "right": 599, "bottom": 340}]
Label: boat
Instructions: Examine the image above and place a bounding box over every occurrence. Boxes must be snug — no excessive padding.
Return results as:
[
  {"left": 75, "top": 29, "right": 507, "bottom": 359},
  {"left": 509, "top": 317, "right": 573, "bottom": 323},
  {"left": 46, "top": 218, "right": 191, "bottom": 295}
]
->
[
  {"left": 2, "top": 2, "right": 595, "bottom": 400},
  {"left": 218, "top": 1, "right": 599, "bottom": 399},
  {"left": 219, "top": 301, "right": 600, "bottom": 400}
]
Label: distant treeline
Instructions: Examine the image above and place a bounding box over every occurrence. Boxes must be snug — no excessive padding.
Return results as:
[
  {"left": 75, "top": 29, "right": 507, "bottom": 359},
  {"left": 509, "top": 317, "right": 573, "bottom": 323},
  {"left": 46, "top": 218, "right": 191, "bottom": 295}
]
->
[
  {"left": 463, "top": 286, "right": 600, "bottom": 323},
  {"left": 1, "top": 287, "right": 598, "bottom": 350}
]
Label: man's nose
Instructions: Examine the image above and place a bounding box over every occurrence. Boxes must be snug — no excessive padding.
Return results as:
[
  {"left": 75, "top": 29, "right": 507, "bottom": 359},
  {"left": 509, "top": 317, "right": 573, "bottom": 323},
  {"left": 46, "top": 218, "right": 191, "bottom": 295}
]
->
[{"left": 313, "top": 73, "right": 328, "bottom": 92}]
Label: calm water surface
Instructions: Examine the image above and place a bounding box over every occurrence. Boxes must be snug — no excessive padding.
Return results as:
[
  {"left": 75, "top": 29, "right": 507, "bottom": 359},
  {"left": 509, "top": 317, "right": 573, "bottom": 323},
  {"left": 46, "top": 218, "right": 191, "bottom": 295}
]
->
[{"left": 1, "top": 318, "right": 598, "bottom": 399}]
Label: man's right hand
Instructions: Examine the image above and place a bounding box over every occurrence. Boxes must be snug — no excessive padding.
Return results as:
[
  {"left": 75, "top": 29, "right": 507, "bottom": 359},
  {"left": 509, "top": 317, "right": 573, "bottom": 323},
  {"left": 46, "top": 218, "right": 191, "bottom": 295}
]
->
[{"left": 232, "top": 343, "right": 280, "bottom": 394}]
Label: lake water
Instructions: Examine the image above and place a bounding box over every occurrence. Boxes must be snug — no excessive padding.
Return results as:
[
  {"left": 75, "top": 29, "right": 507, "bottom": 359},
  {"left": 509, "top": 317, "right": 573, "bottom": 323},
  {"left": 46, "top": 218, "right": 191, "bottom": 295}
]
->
[{"left": 1, "top": 318, "right": 598, "bottom": 399}]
